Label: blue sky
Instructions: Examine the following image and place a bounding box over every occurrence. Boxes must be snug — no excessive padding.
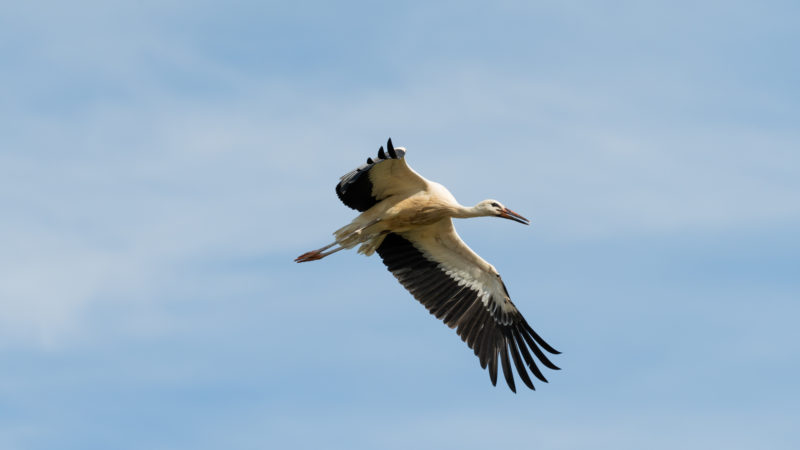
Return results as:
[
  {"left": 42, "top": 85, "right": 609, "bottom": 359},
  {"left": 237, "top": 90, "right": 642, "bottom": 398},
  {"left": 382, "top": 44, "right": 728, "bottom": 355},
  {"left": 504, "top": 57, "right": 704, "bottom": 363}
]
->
[{"left": 1, "top": 1, "right": 799, "bottom": 449}]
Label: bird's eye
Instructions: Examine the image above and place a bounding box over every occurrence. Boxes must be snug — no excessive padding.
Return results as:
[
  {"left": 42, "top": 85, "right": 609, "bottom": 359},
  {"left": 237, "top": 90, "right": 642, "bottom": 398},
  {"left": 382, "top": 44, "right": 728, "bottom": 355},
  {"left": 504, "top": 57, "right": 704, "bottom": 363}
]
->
[{"left": 490, "top": 202, "right": 499, "bottom": 208}]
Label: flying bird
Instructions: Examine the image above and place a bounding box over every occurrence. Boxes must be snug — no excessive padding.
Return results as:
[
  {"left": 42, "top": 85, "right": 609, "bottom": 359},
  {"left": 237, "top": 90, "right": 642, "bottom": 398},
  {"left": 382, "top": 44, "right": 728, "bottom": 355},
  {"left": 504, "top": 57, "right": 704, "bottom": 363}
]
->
[{"left": 295, "top": 139, "right": 559, "bottom": 392}]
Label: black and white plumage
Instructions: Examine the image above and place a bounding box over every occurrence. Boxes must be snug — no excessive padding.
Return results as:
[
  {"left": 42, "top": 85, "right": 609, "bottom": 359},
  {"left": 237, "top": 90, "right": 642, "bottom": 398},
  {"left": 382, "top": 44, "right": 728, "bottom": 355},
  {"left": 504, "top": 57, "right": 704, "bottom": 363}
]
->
[{"left": 296, "top": 139, "right": 560, "bottom": 392}]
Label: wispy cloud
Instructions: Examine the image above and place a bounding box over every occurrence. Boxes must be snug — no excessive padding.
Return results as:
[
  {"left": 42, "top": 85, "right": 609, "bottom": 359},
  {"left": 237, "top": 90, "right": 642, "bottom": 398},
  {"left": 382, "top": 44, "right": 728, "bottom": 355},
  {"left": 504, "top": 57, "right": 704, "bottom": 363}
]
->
[
  {"left": 3, "top": 47, "right": 799, "bottom": 342},
  {"left": 1, "top": 2, "right": 798, "bottom": 449}
]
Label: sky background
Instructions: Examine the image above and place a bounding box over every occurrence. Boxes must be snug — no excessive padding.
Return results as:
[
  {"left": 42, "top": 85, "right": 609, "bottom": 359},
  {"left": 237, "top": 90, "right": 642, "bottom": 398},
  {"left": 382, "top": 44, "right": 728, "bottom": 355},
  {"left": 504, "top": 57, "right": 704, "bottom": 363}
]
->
[{"left": 2, "top": 1, "right": 799, "bottom": 449}]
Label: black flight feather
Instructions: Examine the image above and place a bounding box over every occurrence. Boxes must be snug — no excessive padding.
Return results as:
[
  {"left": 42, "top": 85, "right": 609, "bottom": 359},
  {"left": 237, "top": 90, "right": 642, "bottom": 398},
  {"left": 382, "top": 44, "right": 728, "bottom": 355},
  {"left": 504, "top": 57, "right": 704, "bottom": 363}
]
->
[
  {"left": 374, "top": 232, "right": 561, "bottom": 392},
  {"left": 335, "top": 140, "right": 406, "bottom": 212}
]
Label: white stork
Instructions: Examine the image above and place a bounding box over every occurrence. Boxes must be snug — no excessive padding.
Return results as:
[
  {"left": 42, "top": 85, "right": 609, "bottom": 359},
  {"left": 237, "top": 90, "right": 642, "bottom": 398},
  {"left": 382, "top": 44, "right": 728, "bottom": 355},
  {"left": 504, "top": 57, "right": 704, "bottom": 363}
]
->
[{"left": 296, "top": 139, "right": 560, "bottom": 392}]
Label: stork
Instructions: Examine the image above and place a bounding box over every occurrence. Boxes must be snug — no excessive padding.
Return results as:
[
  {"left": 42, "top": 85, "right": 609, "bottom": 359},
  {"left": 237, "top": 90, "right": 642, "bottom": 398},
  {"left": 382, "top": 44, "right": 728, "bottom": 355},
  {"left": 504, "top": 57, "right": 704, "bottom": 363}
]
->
[{"left": 296, "top": 139, "right": 560, "bottom": 392}]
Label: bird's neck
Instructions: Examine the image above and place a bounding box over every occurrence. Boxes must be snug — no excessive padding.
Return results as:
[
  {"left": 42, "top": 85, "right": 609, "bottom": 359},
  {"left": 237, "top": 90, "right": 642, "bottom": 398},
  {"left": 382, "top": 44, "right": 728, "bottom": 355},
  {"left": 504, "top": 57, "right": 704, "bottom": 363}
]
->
[{"left": 452, "top": 204, "right": 487, "bottom": 219}]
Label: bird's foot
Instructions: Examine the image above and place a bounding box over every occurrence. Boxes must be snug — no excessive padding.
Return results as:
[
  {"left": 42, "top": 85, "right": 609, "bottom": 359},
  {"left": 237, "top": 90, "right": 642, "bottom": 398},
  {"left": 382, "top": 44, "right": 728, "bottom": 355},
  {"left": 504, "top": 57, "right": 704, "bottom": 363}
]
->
[
  {"left": 295, "top": 250, "right": 324, "bottom": 263},
  {"left": 295, "top": 244, "right": 345, "bottom": 263}
]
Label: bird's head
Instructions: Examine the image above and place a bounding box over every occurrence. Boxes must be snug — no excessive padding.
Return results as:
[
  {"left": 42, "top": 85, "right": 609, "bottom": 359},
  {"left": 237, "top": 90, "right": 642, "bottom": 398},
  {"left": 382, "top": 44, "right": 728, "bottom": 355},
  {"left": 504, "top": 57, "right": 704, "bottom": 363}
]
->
[{"left": 477, "top": 199, "right": 530, "bottom": 225}]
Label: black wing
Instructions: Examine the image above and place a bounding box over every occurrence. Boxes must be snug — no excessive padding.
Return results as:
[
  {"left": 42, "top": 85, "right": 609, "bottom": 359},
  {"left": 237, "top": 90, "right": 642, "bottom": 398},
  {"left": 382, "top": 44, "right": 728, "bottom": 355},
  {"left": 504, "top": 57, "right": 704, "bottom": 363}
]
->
[
  {"left": 376, "top": 231, "right": 560, "bottom": 392},
  {"left": 336, "top": 138, "right": 426, "bottom": 211}
]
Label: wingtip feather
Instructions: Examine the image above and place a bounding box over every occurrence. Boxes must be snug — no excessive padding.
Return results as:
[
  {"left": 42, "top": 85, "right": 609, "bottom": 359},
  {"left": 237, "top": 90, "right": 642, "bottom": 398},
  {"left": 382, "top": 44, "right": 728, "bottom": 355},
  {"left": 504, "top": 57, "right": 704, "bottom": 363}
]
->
[{"left": 500, "top": 342, "right": 517, "bottom": 393}]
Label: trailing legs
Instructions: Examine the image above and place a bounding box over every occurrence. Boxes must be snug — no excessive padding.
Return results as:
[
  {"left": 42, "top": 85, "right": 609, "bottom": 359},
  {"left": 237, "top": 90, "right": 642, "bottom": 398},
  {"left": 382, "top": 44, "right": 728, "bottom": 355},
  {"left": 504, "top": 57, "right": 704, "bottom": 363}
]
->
[{"left": 295, "top": 218, "right": 381, "bottom": 263}]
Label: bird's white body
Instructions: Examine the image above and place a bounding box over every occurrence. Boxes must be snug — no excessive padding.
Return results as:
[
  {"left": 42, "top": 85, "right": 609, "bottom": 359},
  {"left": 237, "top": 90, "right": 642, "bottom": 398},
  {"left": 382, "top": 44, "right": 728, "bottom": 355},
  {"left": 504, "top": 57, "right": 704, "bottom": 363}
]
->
[{"left": 296, "top": 139, "right": 559, "bottom": 392}]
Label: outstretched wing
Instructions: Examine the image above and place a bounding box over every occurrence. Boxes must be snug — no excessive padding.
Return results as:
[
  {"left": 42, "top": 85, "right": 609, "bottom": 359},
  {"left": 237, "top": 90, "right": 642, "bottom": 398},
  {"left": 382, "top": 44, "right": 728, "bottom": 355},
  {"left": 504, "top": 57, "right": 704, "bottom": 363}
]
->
[
  {"left": 336, "top": 138, "right": 428, "bottom": 211},
  {"left": 375, "top": 219, "right": 560, "bottom": 392}
]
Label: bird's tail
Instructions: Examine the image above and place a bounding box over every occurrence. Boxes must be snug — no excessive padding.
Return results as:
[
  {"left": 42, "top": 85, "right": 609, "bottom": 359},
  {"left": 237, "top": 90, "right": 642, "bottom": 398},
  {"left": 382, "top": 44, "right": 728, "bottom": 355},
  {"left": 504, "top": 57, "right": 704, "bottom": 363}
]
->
[
  {"left": 333, "top": 216, "right": 382, "bottom": 249},
  {"left": 333, "top": 222, "right": 362, "bottom": 248},
  {"left": 357, "top": 234, "right": 388, "bottom": 256}
]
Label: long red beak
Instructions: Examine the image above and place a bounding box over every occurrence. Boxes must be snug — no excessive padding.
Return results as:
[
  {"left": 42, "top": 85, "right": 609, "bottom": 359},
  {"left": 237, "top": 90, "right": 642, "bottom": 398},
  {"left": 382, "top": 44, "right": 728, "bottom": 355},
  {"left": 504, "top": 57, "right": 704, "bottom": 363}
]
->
[{"left": 499, "top": 207, "right": 530, "bottom": 225}]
